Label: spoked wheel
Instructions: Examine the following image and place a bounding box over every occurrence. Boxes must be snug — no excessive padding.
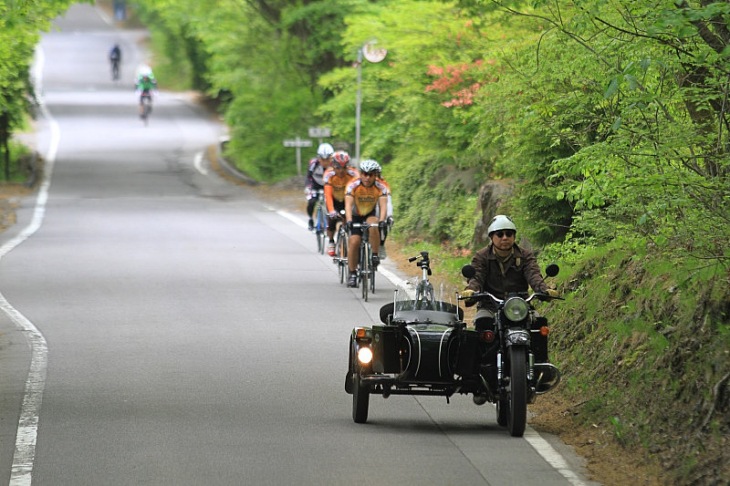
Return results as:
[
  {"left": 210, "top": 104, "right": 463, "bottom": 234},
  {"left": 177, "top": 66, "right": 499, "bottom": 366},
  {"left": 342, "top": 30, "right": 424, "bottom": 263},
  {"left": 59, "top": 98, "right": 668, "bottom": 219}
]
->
[
  {"left": 141, "top": 97, "right": 152, "bottom": 125},
  {"left": 317, "top": 230, "right": 326, "bottom": 254},
  {"left": 507, "top": 346, "right": 528, "bottom": 437},
  {"left": 352, "top": 369, "right": 370, "bottom": 423},
  {"left": 369, "top": 262, "right": 376, "bottom": 294},
  {"left": 337, "top": 233, "right": 348, "bottom": 284},
  {"left": 360, "top": 245, "right": 370, "bottom": 301},
  {"left": 314, "top": 206, "right": 327, "bottom": 254}
]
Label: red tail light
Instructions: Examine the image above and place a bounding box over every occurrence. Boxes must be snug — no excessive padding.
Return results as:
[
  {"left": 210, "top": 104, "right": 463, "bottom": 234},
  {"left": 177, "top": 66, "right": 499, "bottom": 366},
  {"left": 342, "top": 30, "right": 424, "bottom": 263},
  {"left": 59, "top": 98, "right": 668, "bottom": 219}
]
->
[
  {"left": 540, "top": 326, "right": 550, "bottom": 336},
  {"left": 479, "top": 330, "right": 495, "bottom": 343}
]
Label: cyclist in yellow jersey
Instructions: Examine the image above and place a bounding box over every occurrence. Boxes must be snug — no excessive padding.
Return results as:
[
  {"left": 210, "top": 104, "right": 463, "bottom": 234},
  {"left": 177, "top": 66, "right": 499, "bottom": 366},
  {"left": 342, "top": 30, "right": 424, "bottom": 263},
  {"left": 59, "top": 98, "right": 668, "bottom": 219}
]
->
[
  {"left": 345, "top": 159, "right": 388, "bottom": 288},
  {"left": 323, "top": 151, "right": 359, "bottom": 256}
]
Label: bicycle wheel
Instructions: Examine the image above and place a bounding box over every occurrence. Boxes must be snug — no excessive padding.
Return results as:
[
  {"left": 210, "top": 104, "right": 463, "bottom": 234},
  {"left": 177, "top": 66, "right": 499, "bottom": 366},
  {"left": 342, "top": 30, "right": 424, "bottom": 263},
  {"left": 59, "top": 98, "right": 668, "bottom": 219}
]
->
[
  {"left": 360, "top": 242, "right": 370, "bottom": 301},
  {"left": 370, "top": 253, "right": 376, "bottom": 294},
  {"left": 314, "top": 204, "right": 326, "bottom": 254},
  {"left": 336, "top": 228, "right": 348, "bottom": 284}
]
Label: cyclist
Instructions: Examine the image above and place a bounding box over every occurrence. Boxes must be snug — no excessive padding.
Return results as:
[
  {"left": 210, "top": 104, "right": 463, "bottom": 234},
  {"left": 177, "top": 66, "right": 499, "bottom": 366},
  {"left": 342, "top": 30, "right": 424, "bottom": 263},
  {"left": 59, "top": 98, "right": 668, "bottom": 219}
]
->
[
  {"left": 323, "top": 151, "right": 359, "bottom": 256},
  {"left": 305, "top": 143, "right": 334, "bottom": 231},
  {"left": 344, "top": 159, "right": 388, "bottom": 288},
  {"left": 135, "top": 67, "right": 158, "bottom": 118},
  {"left": 109, "top": 44, "right": 121, "bottom": 80}
]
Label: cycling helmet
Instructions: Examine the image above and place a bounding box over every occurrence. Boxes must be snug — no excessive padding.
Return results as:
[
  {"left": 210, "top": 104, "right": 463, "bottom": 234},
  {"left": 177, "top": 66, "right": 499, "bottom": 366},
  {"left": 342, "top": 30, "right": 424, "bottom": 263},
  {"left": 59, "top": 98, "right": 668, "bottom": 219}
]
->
[
  {"left": 317, "top": 143, "right": 334, "bottom": 159},
  {"left": 359, "top": 159, "right": 380, "bottom": 174},
  {"left": 332, "top": 151, "right": 350, "bottom": 168},
  {"left": 487, "top": 215, "right": 517, "bottom": 236}
]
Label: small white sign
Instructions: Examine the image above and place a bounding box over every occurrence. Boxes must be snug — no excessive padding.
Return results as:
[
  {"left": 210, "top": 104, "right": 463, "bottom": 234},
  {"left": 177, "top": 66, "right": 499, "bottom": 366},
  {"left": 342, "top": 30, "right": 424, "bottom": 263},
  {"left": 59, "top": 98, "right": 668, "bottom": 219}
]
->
[
  {"left": 283, "top": 139, "right": 313, "bottom": 148},
  {"left": 308, "top": 127, "right": 331, "bottom": 138}
]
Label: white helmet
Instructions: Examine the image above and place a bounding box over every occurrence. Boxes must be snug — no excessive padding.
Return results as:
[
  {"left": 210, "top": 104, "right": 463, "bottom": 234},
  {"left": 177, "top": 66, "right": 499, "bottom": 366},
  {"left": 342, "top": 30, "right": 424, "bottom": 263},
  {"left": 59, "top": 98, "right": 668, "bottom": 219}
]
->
[
  {"left": 359, "top": 159, "right": 380, "bottom": 173},
  {"left": 487, "top": 215, "right": 517, "bottom": 236},
  {"left": 317, "top": 143, "right": 334, "bottom": 159}
]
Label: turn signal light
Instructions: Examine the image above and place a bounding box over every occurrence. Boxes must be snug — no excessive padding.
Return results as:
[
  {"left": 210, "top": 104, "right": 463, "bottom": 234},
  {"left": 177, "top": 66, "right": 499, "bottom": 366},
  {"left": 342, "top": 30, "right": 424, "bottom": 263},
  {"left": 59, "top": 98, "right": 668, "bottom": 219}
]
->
[
  {"left": 356, "top": 328, "right": 368, "bottom": 339},
  {"left": 540, "top": 326, "right": 550, "bottom": 336},
  {"left": 479, "top": 330, "right": 496, "bottom": 343}
]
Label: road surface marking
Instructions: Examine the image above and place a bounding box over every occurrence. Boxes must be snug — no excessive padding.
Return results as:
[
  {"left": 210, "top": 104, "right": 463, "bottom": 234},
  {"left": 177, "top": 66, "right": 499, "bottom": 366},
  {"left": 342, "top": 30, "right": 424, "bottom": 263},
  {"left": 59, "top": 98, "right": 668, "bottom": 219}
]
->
[{"left": 3, "top": 45, "right": 55, "bottom": 486}]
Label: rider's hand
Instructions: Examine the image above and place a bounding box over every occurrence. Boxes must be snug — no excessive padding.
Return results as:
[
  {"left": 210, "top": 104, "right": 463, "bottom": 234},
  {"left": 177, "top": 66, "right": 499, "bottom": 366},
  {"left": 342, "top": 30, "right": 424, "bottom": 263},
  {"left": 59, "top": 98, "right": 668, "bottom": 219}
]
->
[
  {"left": 461, "top": 289, "right": 476, "bottom": 307},
  {"left": 547, "top": 288, "right": 560, "bottom": 298},
  {"left": 328, "top": 211, "right": 338, "bottom": 219},
  {"left": 346, "top": 221, "right": 353, "bottom": 233},
  {"left": 378, "top": 221, "right": 387, "bottom": 230}
]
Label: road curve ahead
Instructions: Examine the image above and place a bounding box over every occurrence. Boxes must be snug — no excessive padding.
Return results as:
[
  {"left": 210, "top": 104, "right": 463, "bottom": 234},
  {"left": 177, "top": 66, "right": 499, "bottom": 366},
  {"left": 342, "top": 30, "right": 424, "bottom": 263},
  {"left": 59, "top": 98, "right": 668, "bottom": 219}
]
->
[{"left": 0, "top": 4, "right": 597, "bottom": 486}]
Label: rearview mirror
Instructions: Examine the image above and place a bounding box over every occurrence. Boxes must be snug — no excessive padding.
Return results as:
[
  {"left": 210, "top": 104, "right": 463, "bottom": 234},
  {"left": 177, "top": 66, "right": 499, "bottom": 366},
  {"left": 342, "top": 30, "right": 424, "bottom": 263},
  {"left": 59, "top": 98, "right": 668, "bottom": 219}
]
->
[
  {"left": 461, "top": 264, "right": 476, "bottom": 279},
  {"left": 545, "top": 263, "right": 559, "bottom": 278}
]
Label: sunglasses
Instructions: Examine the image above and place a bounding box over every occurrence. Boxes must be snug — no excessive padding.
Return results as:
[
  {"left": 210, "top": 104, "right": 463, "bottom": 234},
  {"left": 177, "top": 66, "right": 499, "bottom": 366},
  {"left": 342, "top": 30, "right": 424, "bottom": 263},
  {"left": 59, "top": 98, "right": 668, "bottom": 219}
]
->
[
  {"left": 361, "top": 171, "right": 376, "bottom": 176},
  {"left": 494, "top": 230, "right": 515, "bottom": 238}
]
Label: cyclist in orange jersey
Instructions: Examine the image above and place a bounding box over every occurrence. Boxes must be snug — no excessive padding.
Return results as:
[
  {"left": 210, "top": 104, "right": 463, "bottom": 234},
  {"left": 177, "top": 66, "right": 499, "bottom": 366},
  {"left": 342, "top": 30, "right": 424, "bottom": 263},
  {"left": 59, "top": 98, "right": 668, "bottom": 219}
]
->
[
  {"left": 344, "top": 159, "right": 388, "bottom": 288},
  {"left": 323, "top": 151, "right": 359, "bottom": 256}
]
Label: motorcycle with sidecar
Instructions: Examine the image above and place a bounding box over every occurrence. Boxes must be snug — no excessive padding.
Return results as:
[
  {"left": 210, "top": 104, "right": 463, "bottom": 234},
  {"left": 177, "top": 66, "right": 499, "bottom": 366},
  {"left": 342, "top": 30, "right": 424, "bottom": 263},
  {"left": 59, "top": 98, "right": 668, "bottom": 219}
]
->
[{"left": 345, "top": 251, "right": 562, "bottom": 437}]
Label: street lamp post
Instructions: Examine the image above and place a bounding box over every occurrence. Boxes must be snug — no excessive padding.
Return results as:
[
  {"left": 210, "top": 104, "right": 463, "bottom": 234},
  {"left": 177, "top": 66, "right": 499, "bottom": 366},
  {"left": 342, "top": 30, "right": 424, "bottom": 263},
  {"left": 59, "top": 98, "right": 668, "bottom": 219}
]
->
[{"left": 355, "top": 41, "right": 387, "bottom": 164}]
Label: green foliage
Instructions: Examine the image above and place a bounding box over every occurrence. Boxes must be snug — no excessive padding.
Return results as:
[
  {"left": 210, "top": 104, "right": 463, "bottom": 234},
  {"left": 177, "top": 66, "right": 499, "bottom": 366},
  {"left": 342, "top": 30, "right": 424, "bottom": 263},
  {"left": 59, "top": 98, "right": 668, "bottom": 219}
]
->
[{"left": 0, "top": 0, "right": 77, "bottom": 176}]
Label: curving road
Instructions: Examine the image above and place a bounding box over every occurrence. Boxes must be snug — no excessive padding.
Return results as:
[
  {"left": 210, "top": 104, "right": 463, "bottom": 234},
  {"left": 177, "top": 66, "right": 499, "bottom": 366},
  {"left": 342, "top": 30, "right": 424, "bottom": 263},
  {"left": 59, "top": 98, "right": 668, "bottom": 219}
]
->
[{"left": 0, "top": 5, "right": 598, "bottom": 486}]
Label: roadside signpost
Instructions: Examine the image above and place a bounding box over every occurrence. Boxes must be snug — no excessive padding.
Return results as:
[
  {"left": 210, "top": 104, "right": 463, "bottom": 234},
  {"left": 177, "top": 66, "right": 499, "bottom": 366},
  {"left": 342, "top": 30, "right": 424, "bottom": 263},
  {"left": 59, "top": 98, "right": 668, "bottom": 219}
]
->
[
  {"left": 283, "top": 137, "right": 313, "bottom": 176},
  {"left": 308, "top": 127, "right": 331, "bottom": 144}
]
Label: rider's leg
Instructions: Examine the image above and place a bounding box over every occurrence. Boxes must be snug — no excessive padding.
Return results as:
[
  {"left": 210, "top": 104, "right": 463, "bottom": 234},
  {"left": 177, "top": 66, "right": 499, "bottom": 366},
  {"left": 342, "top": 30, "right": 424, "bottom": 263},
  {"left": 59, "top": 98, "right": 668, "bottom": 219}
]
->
[{"left": 348, "top": 234, "right": 361, "bottom": 274}]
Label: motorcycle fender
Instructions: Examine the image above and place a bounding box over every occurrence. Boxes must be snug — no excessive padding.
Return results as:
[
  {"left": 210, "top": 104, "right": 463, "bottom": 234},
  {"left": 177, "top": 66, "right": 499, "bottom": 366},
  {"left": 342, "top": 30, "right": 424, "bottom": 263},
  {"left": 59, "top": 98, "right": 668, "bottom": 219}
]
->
[{"left": 505, "top": 329, "right": 530, "bottom": 347}]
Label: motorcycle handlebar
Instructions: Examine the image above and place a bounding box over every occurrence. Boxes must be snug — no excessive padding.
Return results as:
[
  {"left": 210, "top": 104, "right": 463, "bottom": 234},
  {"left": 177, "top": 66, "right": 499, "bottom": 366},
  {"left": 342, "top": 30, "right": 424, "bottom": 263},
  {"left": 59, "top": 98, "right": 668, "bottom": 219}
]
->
[{"left": 458, "top": 291, "right": 563, "bottom": 304}]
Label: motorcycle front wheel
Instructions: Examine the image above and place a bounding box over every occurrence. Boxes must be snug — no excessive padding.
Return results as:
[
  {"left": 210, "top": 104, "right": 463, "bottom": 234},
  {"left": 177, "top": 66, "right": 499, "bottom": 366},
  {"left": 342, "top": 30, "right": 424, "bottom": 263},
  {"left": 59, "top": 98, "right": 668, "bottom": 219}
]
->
[{"left": 508, "top": 346, "right": 528, "bottom": 437}]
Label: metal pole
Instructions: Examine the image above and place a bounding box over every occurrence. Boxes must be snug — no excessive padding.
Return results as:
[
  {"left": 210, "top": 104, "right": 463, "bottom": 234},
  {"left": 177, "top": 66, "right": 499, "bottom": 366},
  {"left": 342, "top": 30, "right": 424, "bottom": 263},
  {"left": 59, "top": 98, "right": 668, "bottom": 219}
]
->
[
  {"left": 355, "top": 47, "right": 363, "bottom": 164},
  {"left": 296, "top": 137, "right": 302, "bottom": 176}
]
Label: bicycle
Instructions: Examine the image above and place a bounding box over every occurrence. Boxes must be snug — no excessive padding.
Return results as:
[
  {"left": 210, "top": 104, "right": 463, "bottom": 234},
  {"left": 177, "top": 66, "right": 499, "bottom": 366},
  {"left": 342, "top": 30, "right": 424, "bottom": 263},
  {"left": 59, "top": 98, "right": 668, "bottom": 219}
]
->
[
  {"left": 111, "top": 59, "right": 120, "bottom": 81},
  {"left": 312, "top": 189, "right": 327, "bottom": 254},
  {"left": 352, "top": 222, "right": 379, "bottom": 301},
  {"left": 332, "top": 211, "right": 348, "bottom": 284},
  {"left": 410, "top": 251, "right": 435, "bottom": 308},
  {"left": 140, "top": 91, "right": 152, "bottom": 125}
]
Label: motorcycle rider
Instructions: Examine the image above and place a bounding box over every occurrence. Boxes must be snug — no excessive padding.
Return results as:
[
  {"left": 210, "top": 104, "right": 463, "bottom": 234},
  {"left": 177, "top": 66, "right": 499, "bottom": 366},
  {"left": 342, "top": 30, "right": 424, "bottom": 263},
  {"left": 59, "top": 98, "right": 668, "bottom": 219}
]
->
[
  {"left": 462, "top": 215, "right": 559, "bottom": 331},
  {"left": 305, "top": 143, "right": 334, "bottom": 231},
  {"left": 323, "top": 150, "right": 359, "bottom": 256},
  {"left": 345, "top": 159, "right": 388, "bottom": 288}
]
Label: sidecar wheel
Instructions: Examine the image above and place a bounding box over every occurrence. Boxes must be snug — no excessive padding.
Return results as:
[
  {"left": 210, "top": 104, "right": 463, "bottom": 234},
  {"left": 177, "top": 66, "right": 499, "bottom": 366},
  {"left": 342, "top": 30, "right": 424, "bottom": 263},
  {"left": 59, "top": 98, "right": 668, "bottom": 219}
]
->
[
  {"left": 352, "top": 371, "right": 370, "bottom": 423},
  {"left": 508, "top": 346, "right": 528, "bottom": 437}
]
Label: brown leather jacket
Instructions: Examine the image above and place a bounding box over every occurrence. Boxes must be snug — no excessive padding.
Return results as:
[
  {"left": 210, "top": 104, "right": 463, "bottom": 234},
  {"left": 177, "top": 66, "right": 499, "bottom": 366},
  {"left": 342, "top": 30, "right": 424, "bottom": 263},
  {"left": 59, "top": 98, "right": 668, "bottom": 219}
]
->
[{"left": 465, "top": 243, "right": 548, "bottom": 307}]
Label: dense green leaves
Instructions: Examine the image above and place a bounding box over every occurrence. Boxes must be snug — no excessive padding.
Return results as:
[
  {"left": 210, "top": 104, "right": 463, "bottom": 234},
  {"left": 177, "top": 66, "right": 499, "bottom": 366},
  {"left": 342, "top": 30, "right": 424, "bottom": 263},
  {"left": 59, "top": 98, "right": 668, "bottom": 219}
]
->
[
  {"left": 0, "top": 0, "right": 77, "bottom": 180},
  {"left": 132, "top": 0, "right": 729, "bottom": 261}
]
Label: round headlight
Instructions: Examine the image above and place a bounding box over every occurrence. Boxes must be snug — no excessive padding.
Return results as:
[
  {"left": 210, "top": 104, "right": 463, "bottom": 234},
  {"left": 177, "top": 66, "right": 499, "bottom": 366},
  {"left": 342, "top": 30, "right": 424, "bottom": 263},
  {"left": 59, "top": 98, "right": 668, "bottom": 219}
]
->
[
  {"left": 357, "top": 347, "right": 373, "bottom": 365},
  {"left": 503, "top": 297, "right": 529, "bottom": 322}
]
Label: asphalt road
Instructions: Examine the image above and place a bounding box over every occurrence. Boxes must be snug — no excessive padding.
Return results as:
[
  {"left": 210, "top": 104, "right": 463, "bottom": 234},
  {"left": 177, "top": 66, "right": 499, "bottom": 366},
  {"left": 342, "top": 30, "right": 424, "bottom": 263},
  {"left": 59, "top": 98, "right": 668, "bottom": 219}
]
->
[{"left": 0, "top": 5, "right": 598, "bottom": 486}]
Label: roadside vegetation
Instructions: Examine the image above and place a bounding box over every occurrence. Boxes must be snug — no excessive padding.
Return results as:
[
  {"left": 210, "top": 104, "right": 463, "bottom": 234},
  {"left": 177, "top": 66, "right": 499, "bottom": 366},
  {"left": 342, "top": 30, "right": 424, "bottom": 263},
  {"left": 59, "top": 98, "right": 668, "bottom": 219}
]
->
[{"left": 5, "top": 1, "right": 729, "bottom": 484}]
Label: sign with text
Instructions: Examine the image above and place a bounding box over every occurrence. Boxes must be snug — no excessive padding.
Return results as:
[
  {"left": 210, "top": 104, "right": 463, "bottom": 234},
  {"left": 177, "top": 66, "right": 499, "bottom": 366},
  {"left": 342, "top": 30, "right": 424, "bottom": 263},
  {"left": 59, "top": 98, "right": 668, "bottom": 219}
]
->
[{"left": 308, "top": 127, "right": 331, "bottom": 139}]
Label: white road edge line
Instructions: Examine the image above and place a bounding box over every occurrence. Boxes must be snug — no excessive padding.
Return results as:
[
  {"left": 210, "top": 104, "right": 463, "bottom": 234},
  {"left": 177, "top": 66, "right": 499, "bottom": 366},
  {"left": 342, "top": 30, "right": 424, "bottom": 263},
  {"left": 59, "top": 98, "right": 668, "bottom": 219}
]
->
[
  {"left": 273, "top": 208, "right": 587, "bottom": 486},
  {"left": 193, "top": 151, "right": 208, "bottom": 175},
  {"left": 5, "top": 46, "right": 55, "bottom": 486}
]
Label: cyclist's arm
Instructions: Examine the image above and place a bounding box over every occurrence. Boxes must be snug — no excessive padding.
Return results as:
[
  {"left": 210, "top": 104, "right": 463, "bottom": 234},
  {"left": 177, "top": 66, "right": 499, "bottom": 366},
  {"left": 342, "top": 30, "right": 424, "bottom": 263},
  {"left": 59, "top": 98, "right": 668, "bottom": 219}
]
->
[
  {"left": 377, "top": 194, "right": 387, "bottom": 223},
  {"left": 345, "top": 194, "right": 354, "bottom": 222},
  {"left": 324, "top": 184, "right": 336, "bottom": 214}
]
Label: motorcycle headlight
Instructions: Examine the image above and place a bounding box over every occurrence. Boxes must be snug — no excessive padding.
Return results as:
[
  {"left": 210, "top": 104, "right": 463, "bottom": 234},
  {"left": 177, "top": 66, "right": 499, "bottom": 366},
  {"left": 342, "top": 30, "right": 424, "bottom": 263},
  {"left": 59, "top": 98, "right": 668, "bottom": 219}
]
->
[
  {"left": 357, "top": 347, "right": 373, "bottom": 365},
  {"left": 504, "top": 297, "right": 529, "bottom": 322}
]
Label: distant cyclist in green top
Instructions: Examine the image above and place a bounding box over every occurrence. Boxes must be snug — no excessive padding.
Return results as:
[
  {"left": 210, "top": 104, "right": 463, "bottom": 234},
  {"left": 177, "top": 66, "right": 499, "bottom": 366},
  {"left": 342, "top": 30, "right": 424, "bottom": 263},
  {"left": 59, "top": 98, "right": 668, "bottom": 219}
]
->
[{"left": 135, "top": 67, "right": 158, "bottom": 118}]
